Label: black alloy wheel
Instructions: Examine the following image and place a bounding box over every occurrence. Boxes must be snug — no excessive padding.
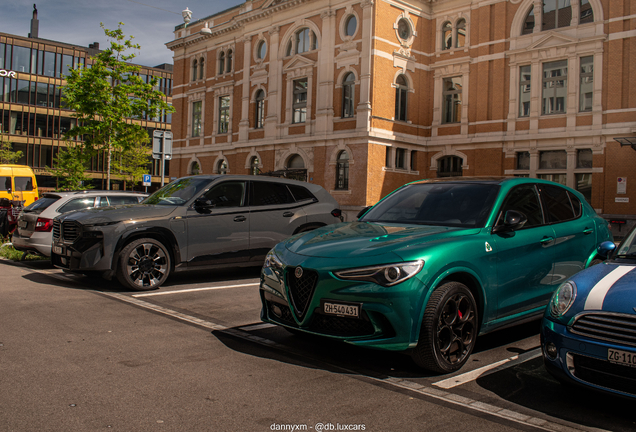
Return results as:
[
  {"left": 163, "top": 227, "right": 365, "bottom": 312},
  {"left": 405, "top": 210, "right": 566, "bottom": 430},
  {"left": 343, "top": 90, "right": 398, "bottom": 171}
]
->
[
  {"left": 117, "top": 238, "right": 171, "bottom": 291},
  {"left": 411, "top": 282, "right": 478, "bottom": 373}
]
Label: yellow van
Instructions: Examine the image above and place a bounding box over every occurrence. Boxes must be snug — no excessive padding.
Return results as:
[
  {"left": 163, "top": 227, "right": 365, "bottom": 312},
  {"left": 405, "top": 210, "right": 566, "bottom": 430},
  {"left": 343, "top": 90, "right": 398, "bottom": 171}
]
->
[{"left": 0, "top": 165, "right": 39, "bottom": 206}]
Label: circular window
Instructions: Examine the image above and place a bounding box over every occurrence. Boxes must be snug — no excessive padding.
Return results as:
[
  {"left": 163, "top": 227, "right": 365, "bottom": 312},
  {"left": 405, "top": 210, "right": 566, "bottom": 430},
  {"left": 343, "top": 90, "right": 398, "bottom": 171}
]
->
[
  {"left": 397, "top": 18, "right": 411, "bottom": 41},
  {"left": 345, "top": 15, "right": 357, "bottom": 37},
  {"left": 257, "top": 40, "right": 267, "bottom": 60}
]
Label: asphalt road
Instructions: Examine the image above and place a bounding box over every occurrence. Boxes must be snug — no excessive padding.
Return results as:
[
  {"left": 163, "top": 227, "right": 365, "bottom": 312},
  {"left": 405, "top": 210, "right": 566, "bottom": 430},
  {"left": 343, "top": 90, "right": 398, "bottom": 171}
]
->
[{"left": 1, "top": 259, "right": 635, "bottom": 432}]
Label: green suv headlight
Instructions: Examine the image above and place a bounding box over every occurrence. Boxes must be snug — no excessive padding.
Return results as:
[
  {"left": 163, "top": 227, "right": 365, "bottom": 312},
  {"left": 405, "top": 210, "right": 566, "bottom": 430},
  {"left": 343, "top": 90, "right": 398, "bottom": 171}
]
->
[
  {"left": 549, "top": 281, "right": 577, "bottom": 317},
  {"left": 333, "top": 260, "right": 423, "bottom": 287},
  {"left": 264, "top": 250, "right": 283, "bottom": 270}
]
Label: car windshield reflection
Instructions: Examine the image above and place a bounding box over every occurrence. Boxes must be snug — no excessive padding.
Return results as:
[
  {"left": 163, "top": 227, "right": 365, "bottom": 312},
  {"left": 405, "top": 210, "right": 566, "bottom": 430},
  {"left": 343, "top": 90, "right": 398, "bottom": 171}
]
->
[
  {"left": 360, "top": 183, "right": 500, "bottom": 228},
  {"left": 142, "top": 177, "right": 211, "bottom": 206}
]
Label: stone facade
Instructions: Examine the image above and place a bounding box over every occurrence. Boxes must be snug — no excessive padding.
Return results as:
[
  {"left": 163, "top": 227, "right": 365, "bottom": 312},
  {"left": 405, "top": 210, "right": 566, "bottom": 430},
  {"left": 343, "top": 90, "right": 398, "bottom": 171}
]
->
[{"left": 167, "top": 0, "right": 636, "bottom": 235}]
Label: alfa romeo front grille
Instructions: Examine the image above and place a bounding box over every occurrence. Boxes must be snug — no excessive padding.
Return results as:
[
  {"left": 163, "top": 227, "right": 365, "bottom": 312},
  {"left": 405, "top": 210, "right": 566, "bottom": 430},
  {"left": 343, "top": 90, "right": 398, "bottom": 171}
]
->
[
  {"left": 286, "top": 267, "right": 318, "bottom": 320},
  {"left": 571, "top": 313, "right": 636, "bottom": 347}
]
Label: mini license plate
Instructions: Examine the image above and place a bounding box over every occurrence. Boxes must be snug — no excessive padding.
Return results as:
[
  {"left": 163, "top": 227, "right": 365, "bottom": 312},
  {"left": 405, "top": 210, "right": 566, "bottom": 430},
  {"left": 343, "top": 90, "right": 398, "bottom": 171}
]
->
[
  {"left": 608, "top": 348, "right": 636, "bottom": 368},
  {"left": 323, "top": 301, "right": 360, "bottom": 318},
  {"left": 18, "top": 220, "right": 27, "bottom": 229},
  {"left": 52, "top": 245, "right": 63, "bottom": 255}
]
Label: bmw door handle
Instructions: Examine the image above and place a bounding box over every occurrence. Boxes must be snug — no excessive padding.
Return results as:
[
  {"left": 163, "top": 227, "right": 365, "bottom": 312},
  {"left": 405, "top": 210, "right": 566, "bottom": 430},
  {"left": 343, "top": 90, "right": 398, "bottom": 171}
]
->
[
  {"left": 540, "top": 236, "right": 554, "bottom": 245},
  {"left": 234, "top": 215, "right": 246, "bottom": 222},
  {"left": 583, "top": 228, "right": 594, "bottom": 235},
  {"left": 283, "top": 212, "right": 294, "bottom": 218}
]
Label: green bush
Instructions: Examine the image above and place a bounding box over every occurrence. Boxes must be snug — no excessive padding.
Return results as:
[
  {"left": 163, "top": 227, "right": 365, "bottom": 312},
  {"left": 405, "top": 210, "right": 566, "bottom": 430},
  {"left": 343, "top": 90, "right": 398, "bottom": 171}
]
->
[{"left": 0, "top": 236, "right": 48, "bottom": 261}]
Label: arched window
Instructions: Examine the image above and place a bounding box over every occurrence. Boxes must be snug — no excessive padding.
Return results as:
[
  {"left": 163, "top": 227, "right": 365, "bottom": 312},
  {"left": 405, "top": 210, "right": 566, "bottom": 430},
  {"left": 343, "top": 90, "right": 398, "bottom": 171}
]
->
[
  {"left": 455, "top": 19, "right": 466, "bottom": 48},
  {"left": 342, "top": 72, "right": 355, "bottom": 118},
  {"left": 199, "top": 57, "right": 204, "bottom": 80},
  {"left": 217, "top": 159, "right": 228, "bottom": 175},
  {"left": 192, "top": 59, "right": 198, "bottom": 81},
  {"left": 226, "top": 50, "right": 233, "bottom": 73},
  {"left": 522, "top": 6, "right": 535, "bottom": 35},
  {"left": 345, "top": 16, "right": 357, "bottom": 37},
  {"left": 442, "top": 22, "right": 452, "bottom": 50},
  {"left": 287, "top": 154, "right": 305, "bottom": 169},
  {"left": 257, "top": 40, "right": 267, "bottom": 60},
  {"left": 297, "top": 28, "right": 310, "bottom": 54},
  {"left": 250, "top": 156, "right": 260, "bottom": 175},
  {"left": 395, "top": 74, "right": 408, "bottom": 122},
  {"left": 580, "top": 0, "right": 594, "bottom": 23},
  {"left": 335, "top": 150, "right": 349, "bottom": 190},
  {"left": 437, "top": 156, "right": 463, "bottom": 178},
  {"left": 255, "top": 90, "right": 265, "bottom": 129},
  {"left": 542, "top": 0, "right": 571, "bottom": 31},
  {"left": 219, "top": 52, "right": 225, "bottom": 75},
  {"left": 189, "top": 161, "right": 200, "bottom": 175}
]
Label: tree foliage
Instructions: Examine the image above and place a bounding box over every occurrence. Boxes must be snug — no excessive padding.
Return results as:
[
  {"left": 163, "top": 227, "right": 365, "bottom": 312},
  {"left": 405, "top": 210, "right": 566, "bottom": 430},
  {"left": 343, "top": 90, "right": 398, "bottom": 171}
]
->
[
  {"left": 61, "top": 22, "right": 174, "bottom": 190},
  {"left": 0, "top": 138, "right": 23, "bottom": 164},
  {"left": 50, "top": 144, "right": 93, "bottom": 191},
  {"left": 112, "top": 141, "right": 151, "bottom": 191}
]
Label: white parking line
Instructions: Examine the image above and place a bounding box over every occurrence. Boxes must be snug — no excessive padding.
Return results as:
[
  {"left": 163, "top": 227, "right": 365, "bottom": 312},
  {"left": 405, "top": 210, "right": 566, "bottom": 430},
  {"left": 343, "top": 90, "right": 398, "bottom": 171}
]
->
[
  {"left": 432, "top": 348, "right": 542, "bottom": 389},
  {"left": 131, "top": 283, "right": 260, "bottom": 297}
]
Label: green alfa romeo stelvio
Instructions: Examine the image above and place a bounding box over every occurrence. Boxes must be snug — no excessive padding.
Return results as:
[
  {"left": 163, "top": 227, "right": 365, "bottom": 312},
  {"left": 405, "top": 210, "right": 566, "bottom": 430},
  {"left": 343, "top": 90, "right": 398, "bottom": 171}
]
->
[{"left": 259, "top": 177, "right": 612, "bottom": 373}]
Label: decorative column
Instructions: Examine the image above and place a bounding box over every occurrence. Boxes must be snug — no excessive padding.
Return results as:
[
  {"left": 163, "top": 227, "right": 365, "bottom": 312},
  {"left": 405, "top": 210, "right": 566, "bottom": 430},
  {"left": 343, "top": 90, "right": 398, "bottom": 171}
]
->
[
  {"left": 239, "top": 35, "right": 252, "bottom": 142},
  {"left": 265, "top": 26, "right": 280, "bottom": 138},
  {"left": 356, "top": 0, "right": 374, "bottom": 131},
  {"left": 315, "top": 9, "right": 336, "bottom": 134}
]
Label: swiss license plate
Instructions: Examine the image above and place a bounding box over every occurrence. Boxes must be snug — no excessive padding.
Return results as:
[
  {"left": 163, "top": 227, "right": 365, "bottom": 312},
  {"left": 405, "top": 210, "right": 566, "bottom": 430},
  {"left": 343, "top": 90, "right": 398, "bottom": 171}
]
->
[
  {"left": 323, "top": 301, "right": 360, "bottom": 318},
  {"left": 18, "top": 220, "right": 27, "bottom": 229},
  {"left": 608, "top": 348, "right": 636, "bottom": 368},
  {"left": 52, "top": 245, "right": 63, "bottom": 255}
]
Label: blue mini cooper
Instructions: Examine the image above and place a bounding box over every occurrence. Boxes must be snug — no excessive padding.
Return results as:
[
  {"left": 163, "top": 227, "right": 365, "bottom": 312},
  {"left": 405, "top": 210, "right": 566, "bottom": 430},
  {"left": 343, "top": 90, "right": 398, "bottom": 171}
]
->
[{"left": 541, "top": 225, "right": 636, "bottom": 399}]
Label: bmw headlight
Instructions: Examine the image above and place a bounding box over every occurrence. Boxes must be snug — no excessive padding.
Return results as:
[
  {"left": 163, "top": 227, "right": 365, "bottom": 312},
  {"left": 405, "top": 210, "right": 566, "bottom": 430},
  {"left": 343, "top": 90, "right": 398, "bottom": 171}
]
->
[
  {"left": 333, "top": 260, "right": 423, "bottom": 287},
  {"left": 549, "top": 281, "right": 577, "bottom": 317}
]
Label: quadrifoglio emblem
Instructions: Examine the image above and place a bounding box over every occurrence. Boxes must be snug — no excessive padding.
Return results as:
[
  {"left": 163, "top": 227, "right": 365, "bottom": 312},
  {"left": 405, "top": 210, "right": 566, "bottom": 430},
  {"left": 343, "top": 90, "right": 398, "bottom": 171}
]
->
[
  {"left": 0, "top": 69, "right": 17, "bottom": 78},
  {"left": 295, "top": 266, "right": 304, "bottom": 278}
]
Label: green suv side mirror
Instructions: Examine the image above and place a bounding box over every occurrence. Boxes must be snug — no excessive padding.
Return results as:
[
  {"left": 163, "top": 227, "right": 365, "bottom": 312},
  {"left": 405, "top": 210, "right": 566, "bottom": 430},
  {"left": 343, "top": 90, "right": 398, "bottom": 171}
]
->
[{"left": 492, "top": 210, "right": 528, "bottom": 234}]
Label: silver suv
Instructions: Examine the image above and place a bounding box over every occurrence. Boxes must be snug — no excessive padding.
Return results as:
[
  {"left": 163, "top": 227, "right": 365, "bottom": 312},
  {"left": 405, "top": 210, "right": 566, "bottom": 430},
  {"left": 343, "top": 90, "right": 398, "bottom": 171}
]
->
[
  {"left": 12, "top": 191, "right": 147, "bottom": 257},
  {"left": 51, "top": 175, "right": 342, "bottom": 290}
]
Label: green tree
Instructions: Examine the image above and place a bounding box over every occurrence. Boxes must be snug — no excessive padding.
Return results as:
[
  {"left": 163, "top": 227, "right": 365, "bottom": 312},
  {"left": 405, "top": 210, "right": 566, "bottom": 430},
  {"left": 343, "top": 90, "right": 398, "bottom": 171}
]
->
[
  {"left": 62, "top": 22, "right": 174, "bottom": 190},
  {"left": 0, "top": 137, "right": 23, "bottom": 164},
  {"left": 112, "top": 140, "right": 151, "bottom": 190},
  {"left": 50, "top": 144, "right": 93, "bottom": 191}
]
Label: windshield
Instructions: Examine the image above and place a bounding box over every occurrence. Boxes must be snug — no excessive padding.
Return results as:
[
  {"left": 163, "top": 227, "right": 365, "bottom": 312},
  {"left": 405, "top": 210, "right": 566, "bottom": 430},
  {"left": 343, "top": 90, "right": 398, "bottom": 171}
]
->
[
  {"left": 614, "top": 228, "right": 636, "bottom": 258},
  {"left": 142, "top": 177, "right": 212, "bottom": 206},
  {"left": 361, "top": 182, "right": 500, "bottom": 228}
]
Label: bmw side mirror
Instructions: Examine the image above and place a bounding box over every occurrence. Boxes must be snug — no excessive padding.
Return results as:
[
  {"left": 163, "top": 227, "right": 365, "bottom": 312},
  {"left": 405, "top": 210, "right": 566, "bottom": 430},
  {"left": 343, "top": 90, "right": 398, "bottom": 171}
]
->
[
  {"left": 194, "top": 197, "right": 215, "bottom": 212},
  {"left": 357, "top": 206, "right": 371, "bottom": 219},
  {"left": 597, "top": 241, "right": 616, "bottom": 259}
]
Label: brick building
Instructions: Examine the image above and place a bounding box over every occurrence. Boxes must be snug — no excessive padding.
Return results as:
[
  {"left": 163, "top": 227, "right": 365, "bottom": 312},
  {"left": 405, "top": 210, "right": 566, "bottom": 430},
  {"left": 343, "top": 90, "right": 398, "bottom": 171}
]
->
[
  {"left": 0, "top": 8, "right": 174, "bottom": 191},
  {"left": 167, "top": 0, "right": 636, "bottom": 235}
]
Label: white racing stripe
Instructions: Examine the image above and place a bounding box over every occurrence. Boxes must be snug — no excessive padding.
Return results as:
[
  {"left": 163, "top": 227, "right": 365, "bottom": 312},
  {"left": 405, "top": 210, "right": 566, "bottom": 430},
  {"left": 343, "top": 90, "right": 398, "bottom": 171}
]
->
[
  {"left": 132, "top": 283, "right": 260, "bottom": 297},
  {"left": 584, "top": 266, "right": 635, "bottom": 310}
]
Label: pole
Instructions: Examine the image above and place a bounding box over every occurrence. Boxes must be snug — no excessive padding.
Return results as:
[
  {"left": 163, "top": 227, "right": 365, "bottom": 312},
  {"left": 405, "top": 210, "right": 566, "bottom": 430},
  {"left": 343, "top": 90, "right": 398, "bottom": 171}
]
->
[{"left": 161, "top": 132, "right": 165, "bottom": 187}]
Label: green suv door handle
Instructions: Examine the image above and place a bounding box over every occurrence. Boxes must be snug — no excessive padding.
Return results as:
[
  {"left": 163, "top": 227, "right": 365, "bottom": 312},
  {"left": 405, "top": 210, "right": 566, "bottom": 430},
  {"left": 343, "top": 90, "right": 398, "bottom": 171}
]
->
[
  {"left": 540, "top": 236, "right": 555, "bottom": 245},
  {"left": 583, "top": 228, "right": 594, "bottom": 235}
]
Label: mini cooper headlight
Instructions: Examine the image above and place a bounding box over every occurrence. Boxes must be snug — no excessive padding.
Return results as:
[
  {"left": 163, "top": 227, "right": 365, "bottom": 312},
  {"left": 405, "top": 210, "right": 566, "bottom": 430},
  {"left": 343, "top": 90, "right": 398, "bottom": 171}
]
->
[
  {"left": 549, "top": 281, "right": 577, "bottom": 318},
  {"left": 333, "top": 260, "right": 423, "bottom": 287}
]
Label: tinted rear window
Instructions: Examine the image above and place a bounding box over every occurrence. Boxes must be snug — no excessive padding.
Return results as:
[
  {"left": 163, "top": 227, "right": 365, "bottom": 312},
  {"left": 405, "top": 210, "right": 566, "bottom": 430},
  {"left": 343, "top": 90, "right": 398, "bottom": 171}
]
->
[
  {"left": 14, "top": 177, "right": 34, "bottom": 191},
  {"left": 251, "top": 182, "right": 295, "bottom": 206},
  {"left": 288, "top": 185, "right": 316, "bottom": 202},
  {"left": 23, "top": 196, "right": 60, "bottom": 213},
  {"left": 541, "top": 184, "right": 575, "bottom": 222},
  {"left": 106, "top": 196, "right": 143, "bottom": 206}
]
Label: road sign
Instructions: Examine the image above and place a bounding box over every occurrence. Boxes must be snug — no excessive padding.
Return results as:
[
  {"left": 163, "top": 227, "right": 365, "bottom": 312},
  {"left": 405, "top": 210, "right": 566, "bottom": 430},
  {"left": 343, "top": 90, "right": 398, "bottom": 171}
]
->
[
  {"left": 142, "top": 174, "right": 151, "bottom": 187},
  {"left": 152, "top": 130, "right": 173, "bottom": 160}
]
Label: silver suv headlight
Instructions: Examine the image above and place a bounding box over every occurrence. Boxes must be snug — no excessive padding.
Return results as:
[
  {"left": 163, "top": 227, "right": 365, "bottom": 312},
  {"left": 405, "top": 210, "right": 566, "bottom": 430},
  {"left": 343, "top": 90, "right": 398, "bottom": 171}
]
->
[{"left": 333, "top": 260, "right": 423, "bottom": 287}]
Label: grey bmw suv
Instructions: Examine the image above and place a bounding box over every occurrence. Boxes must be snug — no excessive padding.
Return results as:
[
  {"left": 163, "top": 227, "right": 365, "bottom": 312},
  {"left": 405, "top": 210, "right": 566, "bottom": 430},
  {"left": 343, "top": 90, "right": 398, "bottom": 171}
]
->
[{"left": 51, "top": 175, "right": 342, "bottom": 290}]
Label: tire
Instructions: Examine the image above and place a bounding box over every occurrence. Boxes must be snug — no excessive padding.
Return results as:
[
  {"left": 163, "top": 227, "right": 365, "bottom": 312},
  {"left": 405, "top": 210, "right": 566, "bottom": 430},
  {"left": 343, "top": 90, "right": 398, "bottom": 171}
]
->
[
  {"left": 411, "top": 282, "right": 478, "bottom": 373},
  {"left": 589, "top": 258, "right": 604, "bottom": 267},
  {"left": 116, "top": 238, "right": 171, "bottom": 291}
]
